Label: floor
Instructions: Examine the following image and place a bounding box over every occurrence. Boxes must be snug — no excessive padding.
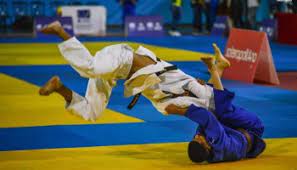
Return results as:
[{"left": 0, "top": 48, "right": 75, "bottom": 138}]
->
[{"left": 0, "top": 36, "right": 296, "bottom": 169}]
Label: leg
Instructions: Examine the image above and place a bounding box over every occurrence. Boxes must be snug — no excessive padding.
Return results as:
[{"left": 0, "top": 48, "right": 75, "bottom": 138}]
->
[
  {"left": 210, "top": 85, "right": 264, "bottom": 137},
  {"left": 39, "top": 76, "right": 72, "bottom": 103},
  {"left": 42, "top": 21, "right": 106, "bottom": 79},
  {"left": 201, "top": 56, "right": 224, "bottom": 90},
  {"left": 205, "top": 3, "right": 212, "bottom": 32},
  {"left": 171, "top": 5, "right": 178, "bottom": 31},
  {"left": 184, "top": 46, "right": 228, "bottom": 100},
  {"left": 212, "top": 43, "right": 230, "bottom": 77},
  {"left": 192, "top": 5, "right": 200, "bottom": 32},
  {"left": 196, "top": 4, "right": 203, "bottom": 32},
  {"left": 41, "top": 21, "right": 71, "bottom": 41},
  {"left": 40, "top": 76, "right": 113, "bottom": 121},
  {"left": 201, "top": 43, "right": 231, "bottom": 90}
]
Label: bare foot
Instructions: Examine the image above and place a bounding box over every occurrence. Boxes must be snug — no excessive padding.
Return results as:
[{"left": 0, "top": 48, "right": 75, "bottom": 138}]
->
[
  {"left": 39, "top": 76, "right": 62, "bottom": 96},
  {"left": 201, "top": 56, "right": 215, "bottom": 69},
  {"left": 212, "top": 43, "right": 231, "bottom": 69},
  {"left": 41, "top": 21, "right": 62, "bottom": 35}
]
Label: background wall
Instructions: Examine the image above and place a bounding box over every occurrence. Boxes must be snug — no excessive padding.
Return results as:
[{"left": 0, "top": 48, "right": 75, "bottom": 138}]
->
[{"left": 2, "top": 0, "right": 272, "bottom": 26}]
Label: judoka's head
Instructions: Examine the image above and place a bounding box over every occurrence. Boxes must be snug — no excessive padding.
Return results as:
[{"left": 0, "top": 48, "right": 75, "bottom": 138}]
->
[{"left": 188, "top": 135, "right": 210, "bottom": 163}]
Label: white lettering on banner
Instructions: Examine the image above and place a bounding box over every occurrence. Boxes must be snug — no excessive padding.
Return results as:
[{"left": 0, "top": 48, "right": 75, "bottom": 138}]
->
[
  {"left": 213, "top": 23, "right": 226, "bottom": 29},
  {"left": 226, "top": 47, "right": 258, "bottom": 63},
  {"left": 36, "top": 24, "right": 42, "bottom": 30},
  {"left": 128, "top": 21, "right": 163, "bottom": 32},
  {"left": 146, "top": 22, "right": 153, "bottom": 30},
  {"left": 129, "top": 22, "right": 136, "bottom": 30},
  {"left": 137, "top": 22, "right": 145, "bottom": 31},
  {"left": 63, "top": 24, "right": 73, "bottom": 30},
  {"left": 154, "top": 22, "right": 162, "bottom": 31}
]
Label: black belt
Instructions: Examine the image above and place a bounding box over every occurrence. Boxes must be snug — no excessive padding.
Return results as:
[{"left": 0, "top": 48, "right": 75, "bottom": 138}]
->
[{"left": 127, "top": 65, "right": 178, "bottom": 110}]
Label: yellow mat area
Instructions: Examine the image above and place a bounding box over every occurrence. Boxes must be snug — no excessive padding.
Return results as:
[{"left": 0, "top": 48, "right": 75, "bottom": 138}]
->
[
  {"left": 0, "top": 138, "right": 296, "bottom": 170},
  {"left": 0, "top": 73, "right": 142, "bottom": 128},
  {"left": 0, "top": 42, "right": 210, "bottom": 65}
]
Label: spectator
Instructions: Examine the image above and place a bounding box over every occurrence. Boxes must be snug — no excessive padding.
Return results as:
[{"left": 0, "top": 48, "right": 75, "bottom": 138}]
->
[
  {"left": 205, "top": 0, "right": 219, "bottom": 32},
  {"left": 191, "top": 0, "right": 205, "bottom": 34},
  {"left": 191, "top": 0, "right": 219, "bottom": 34},
  {"left": 169, "top": 0, "right": 183, "bottom": 36},
  {"left": 269, "top": 0, "right": 286, "bottom": 18},
  {"left": 217, "top": 0, "right": 231, "bottom": 16},
  {"left": 57, "top": 6, "right": 62, "bottom": 16},
  {"left": 231, "top": 0, "right": 247, "bottom": 28},
  {"left": 293, "top": 0, "right": 297, "bottom": 13},
  {"left": 118, "top": 0, "right": 137, "bottom": 25},
  {"left": 247, "top": 0, "right": 260, "bottom": 30}
]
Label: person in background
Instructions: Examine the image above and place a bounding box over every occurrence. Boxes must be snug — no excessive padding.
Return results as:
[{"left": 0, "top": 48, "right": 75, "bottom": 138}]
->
[
  {"left": 247, "top": 0, "right": 260, "bottom": 30},
  {"left": 118, "top": 0, "right": 137, "bottom": 25},
  {"left": 191, "top": 0, "right": 205, "bottom": 34},
  {"left": 169, "top": 0, "right": 183, "bottom": 36},
  {"left": 191, "top": 0, "right": 219, "bottom": 34},
  {"left": 269, "top": 0, "right": 287, "bottom": 18},
  {"left": 56, "top": 6, "right": 62, "bottom": 17},
  {"left": 293, "top": 0, "right": 297, "bottom": 13},
  {"left": 217, "top": 0, "right": 231, "bottom": 16},
  {"left": 205, "top": 0, "right": 219, "bottom": 32},
  {"left": 231, "top": 0, "right": 247, "bottom": 28}
]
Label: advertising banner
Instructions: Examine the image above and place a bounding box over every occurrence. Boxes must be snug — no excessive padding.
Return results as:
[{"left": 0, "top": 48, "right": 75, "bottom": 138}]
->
[
  {"left": 211, "top": 16, "right": 229, "bottom": 36},
  {"left": 223, "top": 28, "right": 279, "bottom": 85},
  {"left": 125, "top": 16, "right": 164, "bottom": 37},
  {"left": 258, "top": 19, "right": 277, "bottom": 40},
  {"left": 61, "top": 6, "right": 106, "bottom": 36},
  {"left": 276, "top": 13, "right": 297, "bottom": 45}
]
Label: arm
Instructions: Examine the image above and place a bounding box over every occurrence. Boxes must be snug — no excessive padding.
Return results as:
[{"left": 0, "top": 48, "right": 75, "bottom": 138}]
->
[{"left": 165, "top": 104, "right": 188, "bottom": 116}]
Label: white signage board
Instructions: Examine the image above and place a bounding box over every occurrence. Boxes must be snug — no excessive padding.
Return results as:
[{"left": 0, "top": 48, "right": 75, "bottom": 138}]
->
[{"left": 61, "top": 6, "right": 106, "bottom": 36}]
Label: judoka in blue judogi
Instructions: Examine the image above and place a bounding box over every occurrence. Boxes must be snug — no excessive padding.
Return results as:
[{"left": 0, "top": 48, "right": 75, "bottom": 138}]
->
[{"left": 165, "top": 56, "right": 266, "bottom": 163}]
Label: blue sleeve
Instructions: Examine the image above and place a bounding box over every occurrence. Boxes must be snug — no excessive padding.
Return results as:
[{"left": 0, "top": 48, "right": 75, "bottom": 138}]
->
[
  {"left": 185, "top": 105, "right": 226, "bottom": 145},
  {"left": 185, "top": 105, "right": 248, "bottom": 162}
]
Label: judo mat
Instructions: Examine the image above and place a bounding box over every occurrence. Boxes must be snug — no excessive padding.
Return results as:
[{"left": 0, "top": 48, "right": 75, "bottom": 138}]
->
[{"left": 0, "top": 36, "right": 297, "bottom": 170}]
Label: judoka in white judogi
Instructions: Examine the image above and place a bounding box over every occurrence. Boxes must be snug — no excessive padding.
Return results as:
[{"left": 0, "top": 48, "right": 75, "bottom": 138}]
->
[{"left": 58, "top": 37, "right": 214, "bottom": 121}]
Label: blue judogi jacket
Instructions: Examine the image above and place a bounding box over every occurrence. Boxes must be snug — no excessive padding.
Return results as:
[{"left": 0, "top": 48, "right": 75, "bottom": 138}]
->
[{"left": 185, "top": 88, "right": 266, "bottom": 163}]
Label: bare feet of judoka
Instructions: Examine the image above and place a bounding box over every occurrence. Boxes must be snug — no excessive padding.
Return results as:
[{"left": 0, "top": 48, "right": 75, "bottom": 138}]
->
[
  {"left": 39, "top": 76, "right": 62, "bottom": 96},
  {"left": 212, "top": 43, "right": 231, "bottom": 69},
  {"left": 201, "top": 56, "right": 215, "bottom": 69},
  {"left": 41, "top": 21, "right": 62, "bottom": 35}
]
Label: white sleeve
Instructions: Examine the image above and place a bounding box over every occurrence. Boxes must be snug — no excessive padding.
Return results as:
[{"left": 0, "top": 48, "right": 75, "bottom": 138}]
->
[
  {"left": 66, "top": 78, "right": 114, "bottom": 121},
  {"left": 186, "top": 80, "right": 213, "bottom": 101}
]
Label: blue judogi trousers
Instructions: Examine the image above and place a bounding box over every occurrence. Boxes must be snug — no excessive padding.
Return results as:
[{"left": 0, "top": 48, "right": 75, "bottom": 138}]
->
[{"left": 185, "top": 88, "right": 266, "bottom": 163}]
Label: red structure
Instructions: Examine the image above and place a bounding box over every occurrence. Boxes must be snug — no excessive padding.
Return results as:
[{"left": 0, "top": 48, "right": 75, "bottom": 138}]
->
[
  {"left": 223, "top": 28, "right": 280, "bottom": 85},
  {"left": 276, "top": 13, "right": 297, "bottom": 45}
]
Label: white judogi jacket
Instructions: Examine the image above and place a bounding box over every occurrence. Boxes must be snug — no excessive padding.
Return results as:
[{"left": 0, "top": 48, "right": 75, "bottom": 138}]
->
[{"left": 58, "top": 37, "right": 213, "bottom": 121}]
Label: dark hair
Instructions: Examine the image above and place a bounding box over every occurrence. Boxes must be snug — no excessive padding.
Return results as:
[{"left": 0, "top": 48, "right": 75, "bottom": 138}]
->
[{"left": 188, "top": 141, "right": 210, "bottom": 163}]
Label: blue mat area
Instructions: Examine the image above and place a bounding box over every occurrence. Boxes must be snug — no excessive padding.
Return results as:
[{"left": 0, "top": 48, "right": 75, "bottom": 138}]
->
[
  {"left": 1, "top": 35, "right": 296, "bottom": 71},
  {"left": 0, "top": 64, "right": 297, "bottom": 151},
  {"left": 0, "top": 122, "right": 197, "bottom": 151}
]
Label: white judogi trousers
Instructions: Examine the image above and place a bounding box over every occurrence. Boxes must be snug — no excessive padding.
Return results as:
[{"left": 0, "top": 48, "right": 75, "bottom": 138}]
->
[{"left": 58, "top": 37, "right": 214, "bottom": 121}]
